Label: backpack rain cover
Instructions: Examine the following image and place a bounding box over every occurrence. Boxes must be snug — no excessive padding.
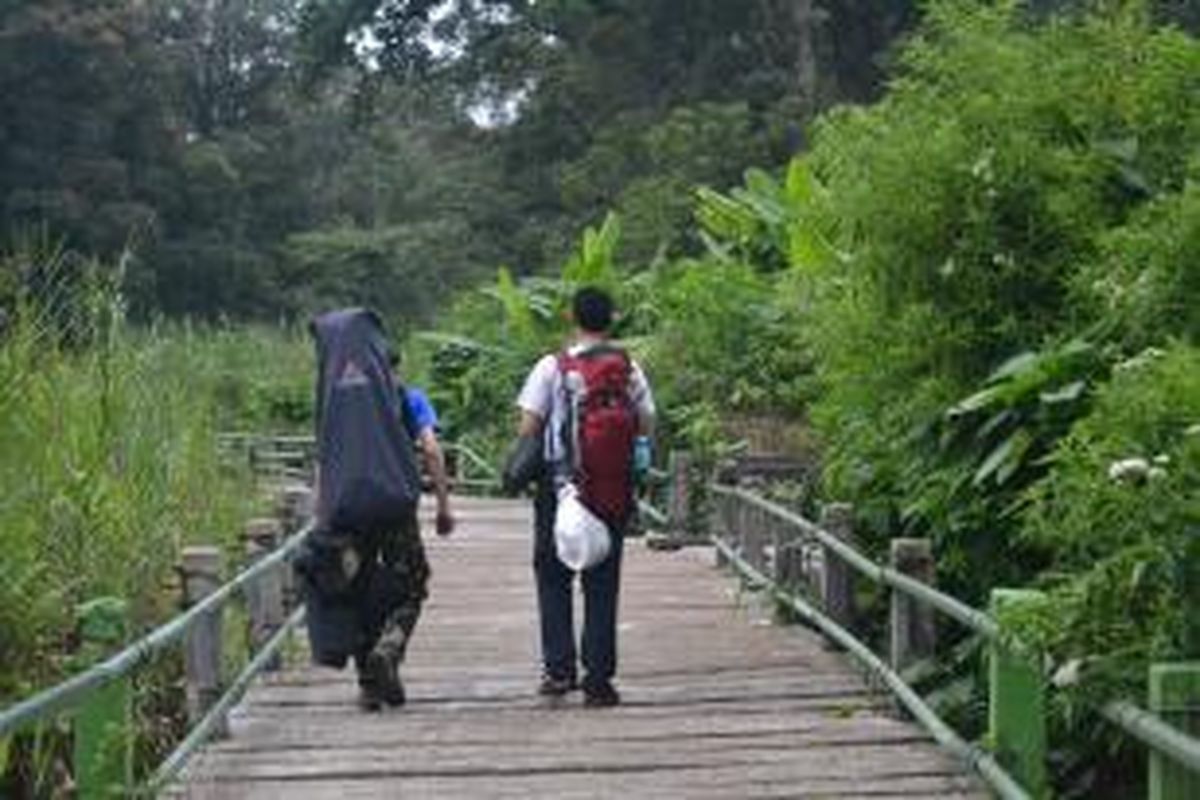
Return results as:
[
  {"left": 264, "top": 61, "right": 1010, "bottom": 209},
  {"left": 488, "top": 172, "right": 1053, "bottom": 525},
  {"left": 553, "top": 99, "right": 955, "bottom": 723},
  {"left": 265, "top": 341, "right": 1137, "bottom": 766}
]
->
[{"left": 312, "top": 308, "right": 421, "bottom": 534}]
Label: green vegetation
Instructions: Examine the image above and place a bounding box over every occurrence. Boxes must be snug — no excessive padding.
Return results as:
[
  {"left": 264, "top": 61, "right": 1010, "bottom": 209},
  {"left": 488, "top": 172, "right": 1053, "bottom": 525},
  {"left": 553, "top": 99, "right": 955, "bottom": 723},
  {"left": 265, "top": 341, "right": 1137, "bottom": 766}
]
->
[
  {"left": 419, "top": 2, "right": 1199, "bottom": 793},
  {"left": 0, "top": 242, "right": 310, "bottom": 790},
  {"left": 3, "top": 0, "right": 1199, "bottom": 795}
]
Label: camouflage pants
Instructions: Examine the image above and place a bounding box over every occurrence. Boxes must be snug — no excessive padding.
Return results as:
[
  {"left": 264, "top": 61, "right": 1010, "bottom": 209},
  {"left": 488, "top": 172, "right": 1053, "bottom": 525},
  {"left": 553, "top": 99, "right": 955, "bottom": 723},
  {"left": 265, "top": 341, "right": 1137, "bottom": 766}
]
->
[{"left": 357, "top": 514, "right": 430, "bottom": 673}]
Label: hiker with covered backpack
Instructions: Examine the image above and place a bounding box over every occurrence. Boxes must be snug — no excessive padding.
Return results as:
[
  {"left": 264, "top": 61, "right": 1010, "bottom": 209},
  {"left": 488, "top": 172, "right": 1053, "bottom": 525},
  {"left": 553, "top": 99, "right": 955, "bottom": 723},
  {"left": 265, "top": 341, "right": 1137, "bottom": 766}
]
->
[
  {"left": 297, "top": 308, "right": 454, "bottom": 712},
  {"left": 513, "top": 287, "right": 656, "bottom": 707}
]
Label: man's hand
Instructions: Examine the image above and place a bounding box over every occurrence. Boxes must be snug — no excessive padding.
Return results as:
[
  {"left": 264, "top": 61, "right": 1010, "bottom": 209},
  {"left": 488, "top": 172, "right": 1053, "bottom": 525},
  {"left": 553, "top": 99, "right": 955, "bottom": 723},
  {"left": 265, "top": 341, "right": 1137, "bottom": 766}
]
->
[{"left": 435, "top": 509, "right": 456, "bottom": 537}]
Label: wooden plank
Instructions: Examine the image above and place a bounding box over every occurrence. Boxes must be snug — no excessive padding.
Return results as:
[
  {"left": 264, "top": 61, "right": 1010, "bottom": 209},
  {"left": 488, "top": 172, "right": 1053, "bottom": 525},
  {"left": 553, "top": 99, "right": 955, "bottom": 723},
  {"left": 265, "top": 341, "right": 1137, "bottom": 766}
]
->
[{"left": 178, "top": 497, "right": 985, "bottom": 798}]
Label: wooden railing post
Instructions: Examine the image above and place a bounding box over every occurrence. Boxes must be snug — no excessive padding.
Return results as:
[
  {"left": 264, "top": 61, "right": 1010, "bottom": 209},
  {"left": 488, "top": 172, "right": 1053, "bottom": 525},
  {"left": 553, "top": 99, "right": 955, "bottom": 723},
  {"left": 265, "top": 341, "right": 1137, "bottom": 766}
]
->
[
  {"left": 774, "top": 523, "right": 803, "bottom": 589},
  {"left": 1149, "top": 662, "right": 1200, "bottom": 800},
  {"left": 988, "top": 588, "right": 1047, "bottom": 796},
  {"left": 279, "top": 485, "right": 313, "bottom": 610},
  {"left": 745, "top": 506, "right": 766, "bottom": 575},
  {"left": 74, "top": 598, "right": 131, "bottom": 798},
  {"left": 713, "top": 493, "right": 730, "bottom": 569},
  {"left": 667, "top": 450, "right": 694, "bottom": 543},
  {"left": 889, "top": 539, "right": 936, "bottom": 671},
  {"left": 182, "top": 547, "right": 226, "bottom": 737},
  {"left": 819, "top": 503, "right": 855, "bottom": 630},
  {"left": 243, "top": 518, "right": 284, "bottom": 671},
  {"left": 772, "top": 516, "right": 805, "bottom": 624}
]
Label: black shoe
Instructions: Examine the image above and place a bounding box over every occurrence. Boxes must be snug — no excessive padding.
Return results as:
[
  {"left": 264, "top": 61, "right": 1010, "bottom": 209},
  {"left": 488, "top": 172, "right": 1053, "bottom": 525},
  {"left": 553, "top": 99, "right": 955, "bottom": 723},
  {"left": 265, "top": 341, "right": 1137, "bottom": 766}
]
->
[
  {"left": 357, "top": 685, "right": 383, "bottom": 712},
  {"left": 537, "top": 673, "right": 578, "bottom": 697},
  {"left": 583, "top": 681, "right": 621, "bottom": 708},
  {"left": 360, "top": 649, "right": 406, "bottom": 708}
]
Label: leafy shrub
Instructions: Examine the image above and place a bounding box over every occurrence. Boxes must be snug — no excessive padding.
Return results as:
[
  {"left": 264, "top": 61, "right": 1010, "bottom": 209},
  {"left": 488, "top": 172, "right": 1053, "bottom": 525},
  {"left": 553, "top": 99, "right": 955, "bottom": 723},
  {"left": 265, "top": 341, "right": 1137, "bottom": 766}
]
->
[
  {"left": 1007, "top": 343, "right": 1200, "bottom": 792},
  {"left": 1077, "top": 178, "right": 1200, "bottom": 349}
]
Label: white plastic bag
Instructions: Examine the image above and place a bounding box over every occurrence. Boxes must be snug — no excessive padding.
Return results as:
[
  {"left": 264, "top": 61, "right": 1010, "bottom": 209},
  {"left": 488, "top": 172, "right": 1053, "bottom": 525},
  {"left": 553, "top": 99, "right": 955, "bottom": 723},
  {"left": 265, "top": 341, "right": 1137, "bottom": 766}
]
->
[{"left": 554, "top": 483, "right": 612, "bottom": 571}]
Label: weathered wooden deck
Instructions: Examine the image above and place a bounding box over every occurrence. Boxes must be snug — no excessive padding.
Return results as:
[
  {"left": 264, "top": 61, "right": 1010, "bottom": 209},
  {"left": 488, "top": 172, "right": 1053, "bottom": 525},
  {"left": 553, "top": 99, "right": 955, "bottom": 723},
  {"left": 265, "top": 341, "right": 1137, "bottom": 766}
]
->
[{"left": 177, "top": 496, "right": 985, "bottom": 799}]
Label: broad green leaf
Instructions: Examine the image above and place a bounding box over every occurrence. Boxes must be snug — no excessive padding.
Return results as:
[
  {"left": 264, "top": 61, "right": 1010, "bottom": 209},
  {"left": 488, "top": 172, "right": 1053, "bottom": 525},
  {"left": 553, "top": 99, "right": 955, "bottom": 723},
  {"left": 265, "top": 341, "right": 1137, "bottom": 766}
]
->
[
  {"left": 975, "top": 409, "right": 1015, "bottom": 442},
  {"left": 988, "top": 350, "right": 1039, "bottom": 383},
  {"left": 785, "top": 158, "right": 815, "bottom": 206},
  {"left": 949, "top": 384, "right": 1005, "bottom": 416},
  {"left": 1039, "top": 380, "right": 1086, "bottom": 405},
  {"left": 973, "top": 429, "right": 1032, "bottom": 487},
  {"left": 995, "top": 429, "right": 1033, "bottom": 485}
]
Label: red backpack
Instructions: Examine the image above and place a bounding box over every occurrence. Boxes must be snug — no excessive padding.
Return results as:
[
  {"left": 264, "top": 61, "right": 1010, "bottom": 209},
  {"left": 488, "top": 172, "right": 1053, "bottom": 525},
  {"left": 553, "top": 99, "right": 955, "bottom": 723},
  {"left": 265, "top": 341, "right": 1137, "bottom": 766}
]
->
[{"left": 557, "top": 345, "right": 638, "bottom": 525}]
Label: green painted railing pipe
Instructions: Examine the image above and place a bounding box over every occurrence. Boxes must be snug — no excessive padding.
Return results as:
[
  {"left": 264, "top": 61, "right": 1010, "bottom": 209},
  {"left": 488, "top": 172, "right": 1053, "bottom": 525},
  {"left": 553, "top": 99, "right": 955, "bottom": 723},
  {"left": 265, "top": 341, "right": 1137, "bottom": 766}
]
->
[
  {"left": 708, "top": 484, "right": 998, "bottom": 638},
  {"left": 143, "top": 606, "right": 306, "bottom": 795},
  {"left": 446, "top": 441, "right": 499, "bottom": 482},
  {"left": 0, "top": 524, "right": 312, "bottom": 739},
  {"left": 638, "top": 499, "right": 669, "bottom": 527},
  {"left": 710, "top": 535, "right": 1031, "bottom": 800},
  {"left": 1103, "top": 700, "right": 1200, "bottom": 779}
]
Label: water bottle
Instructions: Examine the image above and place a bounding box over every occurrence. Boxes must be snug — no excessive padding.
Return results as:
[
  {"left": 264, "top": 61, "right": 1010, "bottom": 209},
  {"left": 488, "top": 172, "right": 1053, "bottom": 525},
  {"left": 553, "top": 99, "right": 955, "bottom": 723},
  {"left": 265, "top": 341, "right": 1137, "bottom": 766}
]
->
[{"left": 633, "top": 435, "right": 652, "bottom": 480}]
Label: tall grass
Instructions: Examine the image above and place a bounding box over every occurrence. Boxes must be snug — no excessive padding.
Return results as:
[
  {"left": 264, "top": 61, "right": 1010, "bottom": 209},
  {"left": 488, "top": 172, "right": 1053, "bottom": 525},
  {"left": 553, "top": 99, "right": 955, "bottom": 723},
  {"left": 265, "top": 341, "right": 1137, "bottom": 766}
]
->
[{"left": 0, "top": 243, "right": 312, "bottom": 712}]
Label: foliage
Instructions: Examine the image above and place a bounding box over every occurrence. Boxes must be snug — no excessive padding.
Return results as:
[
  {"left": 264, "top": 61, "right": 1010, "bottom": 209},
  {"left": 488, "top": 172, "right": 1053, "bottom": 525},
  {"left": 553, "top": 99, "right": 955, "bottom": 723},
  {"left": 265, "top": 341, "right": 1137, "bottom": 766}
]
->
[
  {"left": 1003, "top": 344, "right": 1200, "bottom": 789},
  {"left": 1075, "top": 178, "right": 1200, "bottom": 349},
  {"left": 778, "top": 2, "right": 1200, "bottom": 790},
  {"left": 644, "top": 257, "right": 815, "bottom": 425},
  {"left": 0, "top": 242, "right": 308, "bottom": 712}
]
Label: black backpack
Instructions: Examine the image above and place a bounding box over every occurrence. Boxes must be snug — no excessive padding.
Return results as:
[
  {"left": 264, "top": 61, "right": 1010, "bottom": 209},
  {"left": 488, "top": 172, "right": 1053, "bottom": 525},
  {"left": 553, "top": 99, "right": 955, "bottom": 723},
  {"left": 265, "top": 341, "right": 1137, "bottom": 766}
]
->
[{"left": 311, "top": 308, "right": 421, "bottom": 535}]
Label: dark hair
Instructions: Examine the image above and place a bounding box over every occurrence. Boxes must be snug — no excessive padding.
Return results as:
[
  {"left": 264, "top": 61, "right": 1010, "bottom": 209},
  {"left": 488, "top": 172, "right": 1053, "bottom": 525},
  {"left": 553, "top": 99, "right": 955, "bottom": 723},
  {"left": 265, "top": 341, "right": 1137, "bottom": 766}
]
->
[{"left": 572, "top": 286, "right": 615, "bottom": 333}]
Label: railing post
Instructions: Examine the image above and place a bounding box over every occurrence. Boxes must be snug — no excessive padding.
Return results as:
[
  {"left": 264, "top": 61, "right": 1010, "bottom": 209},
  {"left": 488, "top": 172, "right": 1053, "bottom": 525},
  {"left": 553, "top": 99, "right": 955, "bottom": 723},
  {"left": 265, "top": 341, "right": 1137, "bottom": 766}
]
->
[
  {"left": 819, "top": 503, "right": 855, "bottom": 630},
  {"left": 278, "top": 485, "right": 313, "bottom": 610},
  {"left": 1148, "top": 662, "right": 1200, "bottom": 800},
  {"left": 243, "top": 518, "right": 284, "bottom": 672},
  {"left": 774, "top": 523, "right": 803, "bottom": 589},
  {"left": 74, "top": 598, "right": 131, "bottom": 799},
  {"left": 988, "top": 588, "right": 1047, "bottom": 796},
  {"left": 182, "top": 546, "right": 226, "bottom": 737},
  {"left": 667, "top": 450, "right": 694, "bottom": 543},
  {"left": 773, "top": 517, "right": 804, "bottom": 624},
  {"left": 889, "top": 539, "right": 936, "bottom": 671},
  {"left": 745, "top": 506, "right": 766, "bottom": 575},
  {"left": 713, "top": 493, "right": 730, "bottom": 569}
]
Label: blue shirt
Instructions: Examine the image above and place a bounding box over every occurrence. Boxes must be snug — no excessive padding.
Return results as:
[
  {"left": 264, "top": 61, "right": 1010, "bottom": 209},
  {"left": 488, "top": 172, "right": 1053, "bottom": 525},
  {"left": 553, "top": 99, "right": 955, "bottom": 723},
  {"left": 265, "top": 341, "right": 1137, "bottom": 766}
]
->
[{"left": 404, "top": 387, "right": 438, "bottom": 436}]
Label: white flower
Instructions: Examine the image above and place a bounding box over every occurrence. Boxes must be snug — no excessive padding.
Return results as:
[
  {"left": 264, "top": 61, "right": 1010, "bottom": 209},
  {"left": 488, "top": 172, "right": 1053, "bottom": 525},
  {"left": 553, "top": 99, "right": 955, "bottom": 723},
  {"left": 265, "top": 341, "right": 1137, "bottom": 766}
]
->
[
  {"left": 1114, "top": 348, "right": 1166, "bottom": 372},
  {"left": 1153, "top": 454, "right": 1171, "bottom": 466},
  {"left": 1052, "top": 658, "right": 1084, "bottom": 688},
  {"left": 1108, "top": 457, "right": 1151, "bottom": 482},
  {"left": 1186, "top": 424, "right": 1200, "bottom": 438}
]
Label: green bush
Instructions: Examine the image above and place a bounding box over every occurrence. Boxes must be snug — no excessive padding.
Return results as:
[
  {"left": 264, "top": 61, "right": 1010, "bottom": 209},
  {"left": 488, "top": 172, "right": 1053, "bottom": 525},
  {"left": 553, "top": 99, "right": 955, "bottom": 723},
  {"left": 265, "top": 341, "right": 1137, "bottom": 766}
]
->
[
  {"left": 1005, "top": 343, "right": 1200, "bottom": 788},
  {"left": 1018, "top": 344, "right": 1200, "bottom": 676},
  {"left": 1078, "top": 178, "right": 1200, "bottom": 349},
  {"left": 0, "top": 243, "right": 310, "bottom": 706},
  {"left": 800, "top": 0, "right": 1200, "bottom": 545}
]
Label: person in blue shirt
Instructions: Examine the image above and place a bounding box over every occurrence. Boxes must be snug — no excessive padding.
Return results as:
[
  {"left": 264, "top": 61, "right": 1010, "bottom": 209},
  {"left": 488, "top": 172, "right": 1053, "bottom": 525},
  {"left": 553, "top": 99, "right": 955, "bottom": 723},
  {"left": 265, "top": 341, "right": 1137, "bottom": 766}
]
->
[{"left": 389, "top": 351, "right": 455, "bottom": 538}]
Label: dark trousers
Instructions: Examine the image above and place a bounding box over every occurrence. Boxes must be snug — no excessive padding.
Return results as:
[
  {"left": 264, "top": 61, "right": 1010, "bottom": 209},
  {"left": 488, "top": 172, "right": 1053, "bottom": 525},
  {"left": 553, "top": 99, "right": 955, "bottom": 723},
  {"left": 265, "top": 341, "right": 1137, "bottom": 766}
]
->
[
  {"left": 355, "top": 514, "right": 430, "bottom": 679},
  {"left": 533, "top": 479, "right": 626, "bottom": 688}
]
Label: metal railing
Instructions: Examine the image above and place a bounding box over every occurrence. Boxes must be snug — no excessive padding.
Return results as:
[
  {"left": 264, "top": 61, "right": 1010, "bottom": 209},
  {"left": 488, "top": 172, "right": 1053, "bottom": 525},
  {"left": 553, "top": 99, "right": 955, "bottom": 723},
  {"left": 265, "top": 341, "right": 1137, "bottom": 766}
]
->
[
  {"left": 707, "top": 482, "right": 1200, "bottom": 800},
  {"left": 0, "top": 518, "right": 311, "bottom": 796}
]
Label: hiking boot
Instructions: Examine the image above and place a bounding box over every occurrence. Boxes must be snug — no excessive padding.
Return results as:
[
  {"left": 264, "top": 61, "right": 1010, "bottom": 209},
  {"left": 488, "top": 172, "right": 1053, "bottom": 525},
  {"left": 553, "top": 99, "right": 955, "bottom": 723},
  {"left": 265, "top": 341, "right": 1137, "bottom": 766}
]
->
[
  {"left": 537, "top": 673, "right": 578, "bottom": 698},
  {"left": 359, "top": 649, "right": 406, "bottom": 708},
  {"left": 357, "top": 685, "right": 383, "bottom": 712},
  {"left": 582, "top": 681, "right": 621, "bottom": 708}
]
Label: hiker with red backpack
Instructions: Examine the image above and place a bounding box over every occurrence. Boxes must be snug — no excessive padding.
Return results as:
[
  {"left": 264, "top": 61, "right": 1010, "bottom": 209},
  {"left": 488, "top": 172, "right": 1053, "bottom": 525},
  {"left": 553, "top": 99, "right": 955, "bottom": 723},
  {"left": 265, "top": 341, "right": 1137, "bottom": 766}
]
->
[{"left": 514, "top": 287, "right": 656, "bottom": 707}]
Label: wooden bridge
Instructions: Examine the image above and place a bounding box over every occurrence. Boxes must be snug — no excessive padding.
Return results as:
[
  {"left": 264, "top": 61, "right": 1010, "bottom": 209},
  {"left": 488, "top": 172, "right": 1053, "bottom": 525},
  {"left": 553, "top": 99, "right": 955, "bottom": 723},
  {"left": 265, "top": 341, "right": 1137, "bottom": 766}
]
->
[
  {"left": 4, "top": 438, "right": 1198, "bottom": 799},
  {"left": 175, "top": 495, "right": 985, "bottom": 799}
]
